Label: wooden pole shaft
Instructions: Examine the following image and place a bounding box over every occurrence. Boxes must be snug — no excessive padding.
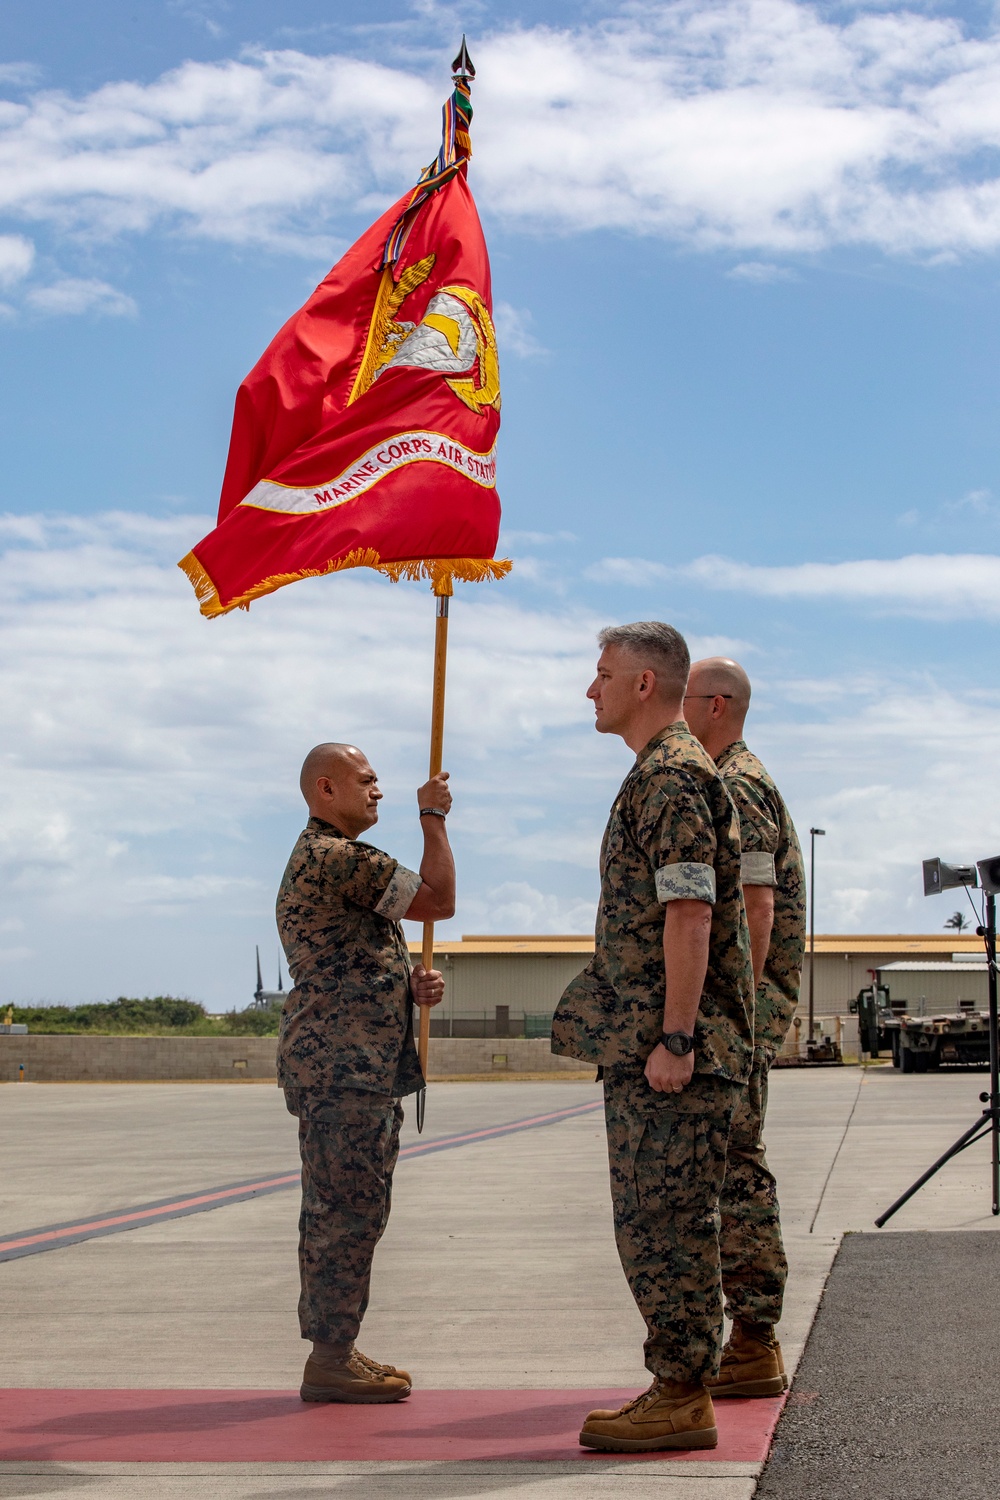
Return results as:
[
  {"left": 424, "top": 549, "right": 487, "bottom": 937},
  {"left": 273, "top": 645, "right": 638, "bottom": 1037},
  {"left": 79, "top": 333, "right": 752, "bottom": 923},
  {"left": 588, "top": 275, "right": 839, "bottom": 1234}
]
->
[{"left": 418, "top": 585, "right": 451, "bottom": 1080}]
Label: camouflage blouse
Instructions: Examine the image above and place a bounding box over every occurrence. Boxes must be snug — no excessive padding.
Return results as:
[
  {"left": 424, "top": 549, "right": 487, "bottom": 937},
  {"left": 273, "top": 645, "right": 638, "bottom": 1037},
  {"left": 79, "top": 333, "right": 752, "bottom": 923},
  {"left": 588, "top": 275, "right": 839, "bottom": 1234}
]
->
[
  {"left": 275, "top": 817, "right": 424, "bottom": 1098},
  {"left": 715, "top": 740, "right": 806, "bottom": 1051},
  {"left": 551, "top": 723, "right": 754, "bottom": 1082}
]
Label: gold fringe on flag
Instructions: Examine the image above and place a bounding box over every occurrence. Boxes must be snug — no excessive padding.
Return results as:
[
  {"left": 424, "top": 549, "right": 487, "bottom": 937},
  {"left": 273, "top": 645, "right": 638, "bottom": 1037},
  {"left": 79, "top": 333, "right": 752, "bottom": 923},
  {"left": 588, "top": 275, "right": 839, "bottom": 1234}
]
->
[{"left": 178, "top": 548, "right": 512, "bottom": 619}]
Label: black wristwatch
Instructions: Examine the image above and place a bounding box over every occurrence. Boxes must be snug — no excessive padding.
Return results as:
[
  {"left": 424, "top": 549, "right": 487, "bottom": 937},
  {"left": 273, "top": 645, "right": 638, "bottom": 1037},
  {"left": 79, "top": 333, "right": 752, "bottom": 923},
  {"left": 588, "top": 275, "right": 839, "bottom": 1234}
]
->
[{"left": 661, "top": 1030, "right": 694, "bottom": 1057}]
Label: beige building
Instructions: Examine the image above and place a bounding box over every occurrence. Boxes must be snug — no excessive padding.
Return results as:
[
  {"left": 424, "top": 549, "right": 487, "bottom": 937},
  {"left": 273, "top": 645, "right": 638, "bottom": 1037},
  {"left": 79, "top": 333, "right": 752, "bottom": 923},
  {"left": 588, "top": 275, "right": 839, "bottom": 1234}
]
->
[
  {"left": 409, "top": 932, "right": 987, "bottom": 1038},
  {"left": 874, "top": 957, "right": 988, "bottom": 1014},
  {"left": 801, "top": 933, "right": 984, "bottom": 1017},
  {"left": 411, "top": 935, "right": 593, "bottom": 1038}
]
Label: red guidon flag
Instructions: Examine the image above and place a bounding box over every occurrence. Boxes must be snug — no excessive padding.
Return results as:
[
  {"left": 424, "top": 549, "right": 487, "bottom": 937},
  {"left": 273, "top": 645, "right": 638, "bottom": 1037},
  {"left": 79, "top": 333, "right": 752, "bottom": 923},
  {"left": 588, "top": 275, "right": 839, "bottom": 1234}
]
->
[{"left": 179, "top": 49, "right": 508, "bottom": 617}]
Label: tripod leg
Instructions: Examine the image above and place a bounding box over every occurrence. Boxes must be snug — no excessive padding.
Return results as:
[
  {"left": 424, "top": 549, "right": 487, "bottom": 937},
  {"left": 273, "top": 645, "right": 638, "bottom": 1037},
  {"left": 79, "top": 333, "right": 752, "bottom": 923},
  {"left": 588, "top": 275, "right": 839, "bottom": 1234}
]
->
[{"left": 875, "top": 1113, "right": 992, "bottom": 1228}]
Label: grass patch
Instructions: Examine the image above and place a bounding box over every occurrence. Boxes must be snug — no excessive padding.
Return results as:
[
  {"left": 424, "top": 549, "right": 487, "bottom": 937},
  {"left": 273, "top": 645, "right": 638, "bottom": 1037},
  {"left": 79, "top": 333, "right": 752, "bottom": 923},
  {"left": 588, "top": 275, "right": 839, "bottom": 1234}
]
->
[{"left": 9, "top": 996, "right": 281, "bottom": 1037}]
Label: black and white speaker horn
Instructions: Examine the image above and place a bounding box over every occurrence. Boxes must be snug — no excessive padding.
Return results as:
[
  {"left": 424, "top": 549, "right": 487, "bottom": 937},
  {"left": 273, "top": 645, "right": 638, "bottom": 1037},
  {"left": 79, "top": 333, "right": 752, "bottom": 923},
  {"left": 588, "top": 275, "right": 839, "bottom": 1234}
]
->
[
  {"left": 976, "top": 856, "right": 1000, "bottom": 896},
  {"left": 923, "top": 858, "right": 978, "bottom": 896}
]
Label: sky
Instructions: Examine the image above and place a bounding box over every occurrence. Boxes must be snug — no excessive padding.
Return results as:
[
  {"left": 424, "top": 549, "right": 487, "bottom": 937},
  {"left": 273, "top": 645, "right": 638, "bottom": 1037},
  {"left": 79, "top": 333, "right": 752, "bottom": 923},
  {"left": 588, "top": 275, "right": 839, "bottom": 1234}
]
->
[{"left": 2, "top": 0, "right": 1000, "bottom": 1008}]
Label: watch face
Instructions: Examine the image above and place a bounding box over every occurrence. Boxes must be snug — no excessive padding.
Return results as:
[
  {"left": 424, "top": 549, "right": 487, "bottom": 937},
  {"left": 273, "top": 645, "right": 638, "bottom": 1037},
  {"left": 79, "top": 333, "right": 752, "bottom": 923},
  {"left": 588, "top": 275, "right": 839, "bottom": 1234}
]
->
[{"left": 666, "top": 1033, "right": 692, "bottom": 1056}]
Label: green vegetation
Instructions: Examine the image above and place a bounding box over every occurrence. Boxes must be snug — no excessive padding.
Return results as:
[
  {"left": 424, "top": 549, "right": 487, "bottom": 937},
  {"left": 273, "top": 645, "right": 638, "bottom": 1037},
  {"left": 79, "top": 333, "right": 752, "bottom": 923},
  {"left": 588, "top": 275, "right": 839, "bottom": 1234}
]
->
[{"left": 10, "top": 996, "right": 282, "bottom": 1036}]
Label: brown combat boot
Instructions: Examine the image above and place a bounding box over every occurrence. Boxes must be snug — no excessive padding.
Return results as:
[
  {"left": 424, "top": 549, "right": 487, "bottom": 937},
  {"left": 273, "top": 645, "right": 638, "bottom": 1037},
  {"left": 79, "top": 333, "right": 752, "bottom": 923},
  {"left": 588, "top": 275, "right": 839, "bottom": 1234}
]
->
[
  {"left": 707, "top": 1320, "right": 787, "bottom": 1398},
  {"left": 579, "top": 1379, "right": 718, "bottom": 1452},
  {"left": 300, "top": 1346, "right": 412, "bottom": 1403}
]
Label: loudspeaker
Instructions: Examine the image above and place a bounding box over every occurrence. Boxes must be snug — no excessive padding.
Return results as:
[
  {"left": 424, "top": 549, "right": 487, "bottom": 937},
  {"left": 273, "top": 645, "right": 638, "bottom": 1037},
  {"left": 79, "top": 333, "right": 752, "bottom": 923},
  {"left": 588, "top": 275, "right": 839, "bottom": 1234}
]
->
[
  {"left": 923, "top": 858, "right": 978, "bottom": 896},
  {"left": 976, "top": 856, "right": 1000, "bottom": 895}
]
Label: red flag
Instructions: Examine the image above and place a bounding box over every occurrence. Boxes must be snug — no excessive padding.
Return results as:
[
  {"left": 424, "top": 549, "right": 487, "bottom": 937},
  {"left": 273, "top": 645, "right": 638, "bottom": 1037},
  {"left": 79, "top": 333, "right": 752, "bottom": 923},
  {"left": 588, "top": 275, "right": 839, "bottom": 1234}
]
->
[{"left": 179, "top": 60, "right": 507, "bottom": 617}]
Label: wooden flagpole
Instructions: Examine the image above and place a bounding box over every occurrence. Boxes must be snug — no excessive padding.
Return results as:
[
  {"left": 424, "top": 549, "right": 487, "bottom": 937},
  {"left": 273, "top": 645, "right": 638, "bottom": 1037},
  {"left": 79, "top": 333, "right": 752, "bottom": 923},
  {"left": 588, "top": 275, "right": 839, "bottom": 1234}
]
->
[
  {"left": 415, "top": 41, "right": 473, "bottom": 1133},
  {"left": 415, "top": 576, "right": 452, "bottom": 1132}
]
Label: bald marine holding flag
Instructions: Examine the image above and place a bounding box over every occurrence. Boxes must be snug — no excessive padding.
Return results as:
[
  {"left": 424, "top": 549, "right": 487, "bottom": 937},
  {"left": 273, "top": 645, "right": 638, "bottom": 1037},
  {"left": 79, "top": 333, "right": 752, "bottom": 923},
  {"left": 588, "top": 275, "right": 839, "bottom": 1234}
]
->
[
  {"left": 277, "top": 743, "right": 453, "bottom": 1402},
  {"left": 174, "top": 44, "right": 511, "bottom": 1400}
]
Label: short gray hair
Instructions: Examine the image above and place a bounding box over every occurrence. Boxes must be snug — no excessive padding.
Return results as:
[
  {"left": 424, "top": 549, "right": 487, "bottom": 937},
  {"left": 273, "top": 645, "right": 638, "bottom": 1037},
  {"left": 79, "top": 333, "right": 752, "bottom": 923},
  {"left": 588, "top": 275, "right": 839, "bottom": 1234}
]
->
[{"left": 598, "top": 621, "right": 690, "bottom": 697}]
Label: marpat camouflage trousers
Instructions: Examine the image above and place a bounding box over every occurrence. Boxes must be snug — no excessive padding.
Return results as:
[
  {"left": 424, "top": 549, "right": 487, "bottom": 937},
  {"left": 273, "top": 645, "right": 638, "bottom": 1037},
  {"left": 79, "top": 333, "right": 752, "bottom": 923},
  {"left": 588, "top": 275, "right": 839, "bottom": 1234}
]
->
[
  {"left": 604, "top": 1067, "right": 739, "bottom": 1384},
  {"left": 718, "top": 1044, "right": 787, "bottom": 1327},
  {"left": 284, "top": 1087, "right": 403, "bottom": 1349}
]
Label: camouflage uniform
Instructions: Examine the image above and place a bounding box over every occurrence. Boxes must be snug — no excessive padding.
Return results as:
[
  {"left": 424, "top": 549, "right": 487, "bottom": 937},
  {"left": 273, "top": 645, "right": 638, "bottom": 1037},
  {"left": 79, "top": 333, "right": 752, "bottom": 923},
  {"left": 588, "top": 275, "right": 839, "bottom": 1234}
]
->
[
  {"left": 715, "top": 740, "right": 805, "bottom": 1329},
  {"left": 276, "top": 816, "right": 423, "bottom": 1348},
  {"left": 552, "top": 723, "right": 754, "bottom": 1384}
]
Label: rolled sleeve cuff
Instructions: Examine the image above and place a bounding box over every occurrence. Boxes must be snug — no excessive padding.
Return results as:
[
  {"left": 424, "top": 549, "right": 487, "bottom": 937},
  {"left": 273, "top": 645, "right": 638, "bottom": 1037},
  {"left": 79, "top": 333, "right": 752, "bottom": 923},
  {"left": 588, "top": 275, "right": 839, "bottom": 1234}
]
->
[
  {"left": 655, "top": 862, "right": 717, "bottom": 905},
  {"left": 741, "top": 851, "right": 777, "bottom": 886},
  {"left": 374, "top": 865, "right": 422, "bottom": 922}
]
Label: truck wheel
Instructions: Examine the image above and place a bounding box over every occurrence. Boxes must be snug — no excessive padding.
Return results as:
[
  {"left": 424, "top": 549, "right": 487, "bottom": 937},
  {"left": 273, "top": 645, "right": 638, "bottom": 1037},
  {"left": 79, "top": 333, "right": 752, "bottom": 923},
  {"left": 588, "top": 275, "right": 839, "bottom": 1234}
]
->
[
  {"left": 914, "top": 1053, "right": 929, "bottom": 1074},
  {"left": 900, "top": 1047, "right": 916, "bottom": 1074},
  {"left": 892, "top": 1035, "right": 901, "bottom": 1069}
]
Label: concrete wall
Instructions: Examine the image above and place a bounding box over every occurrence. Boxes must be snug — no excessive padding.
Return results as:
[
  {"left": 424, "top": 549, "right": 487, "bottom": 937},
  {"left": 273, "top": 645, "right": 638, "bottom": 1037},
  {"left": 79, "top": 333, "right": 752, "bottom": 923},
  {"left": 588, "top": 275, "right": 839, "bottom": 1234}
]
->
[
  {"left": 426, "top": 1038, "right": 591, "bottom": 1076},
  {"left": 0, "top": 1035, "right": 591, "bottom": 1083},
  {"left": 0, "top": 1035, "right": 278, "bottom": 1083}
]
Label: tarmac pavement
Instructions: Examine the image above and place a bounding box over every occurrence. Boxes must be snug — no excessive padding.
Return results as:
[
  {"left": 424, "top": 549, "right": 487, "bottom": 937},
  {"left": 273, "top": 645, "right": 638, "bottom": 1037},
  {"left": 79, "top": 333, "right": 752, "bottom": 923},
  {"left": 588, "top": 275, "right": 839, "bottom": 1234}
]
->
[
  {"left": 757, "top": 1230, "right": 1000, "bottom": 1499},
  {"left": 0, "top": 1065, "right": 997, "bottom": 1497}
]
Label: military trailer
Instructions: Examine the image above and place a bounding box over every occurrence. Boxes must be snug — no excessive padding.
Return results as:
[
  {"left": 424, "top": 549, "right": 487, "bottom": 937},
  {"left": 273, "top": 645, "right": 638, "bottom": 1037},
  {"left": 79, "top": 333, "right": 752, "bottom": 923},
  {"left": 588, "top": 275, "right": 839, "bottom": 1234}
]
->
[{"left": 852, "top": 955, "right": 991, "bottom": 1071}]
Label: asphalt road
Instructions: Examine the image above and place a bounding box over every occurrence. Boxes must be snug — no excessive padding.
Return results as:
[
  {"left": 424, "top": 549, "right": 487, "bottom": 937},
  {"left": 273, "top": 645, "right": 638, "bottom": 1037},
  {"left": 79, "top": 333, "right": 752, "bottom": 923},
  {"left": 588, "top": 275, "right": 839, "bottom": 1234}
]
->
[{"left": 758, "top": 1230, "right": 1000, "bottom": 1499}]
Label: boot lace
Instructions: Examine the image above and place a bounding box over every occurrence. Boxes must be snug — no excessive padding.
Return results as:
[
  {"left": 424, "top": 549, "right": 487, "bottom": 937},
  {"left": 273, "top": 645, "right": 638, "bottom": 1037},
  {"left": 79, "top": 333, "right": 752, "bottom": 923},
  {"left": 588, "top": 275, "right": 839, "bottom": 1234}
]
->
[
  {"left": 350, "top": 1349, "right": 395, "bottom": 1380},
  {"left": 617, "top": 1380, "right": 664, "bottom": 1416}
]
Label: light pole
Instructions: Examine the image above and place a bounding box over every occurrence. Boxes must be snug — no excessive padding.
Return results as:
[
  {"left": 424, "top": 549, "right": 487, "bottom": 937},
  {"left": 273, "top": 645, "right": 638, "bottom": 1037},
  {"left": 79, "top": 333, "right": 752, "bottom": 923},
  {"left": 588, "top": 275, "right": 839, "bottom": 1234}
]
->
[{"left": 808, "top": 827, "right": 826, "bottom": 1048}]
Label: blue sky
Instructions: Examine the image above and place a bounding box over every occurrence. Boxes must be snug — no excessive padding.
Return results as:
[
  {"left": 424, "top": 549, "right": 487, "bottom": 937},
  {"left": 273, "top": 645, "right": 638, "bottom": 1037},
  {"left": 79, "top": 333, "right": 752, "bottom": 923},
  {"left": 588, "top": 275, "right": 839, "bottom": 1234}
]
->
[{"left": 2, "top": 0, "right": 1000, "bottom": 1007}]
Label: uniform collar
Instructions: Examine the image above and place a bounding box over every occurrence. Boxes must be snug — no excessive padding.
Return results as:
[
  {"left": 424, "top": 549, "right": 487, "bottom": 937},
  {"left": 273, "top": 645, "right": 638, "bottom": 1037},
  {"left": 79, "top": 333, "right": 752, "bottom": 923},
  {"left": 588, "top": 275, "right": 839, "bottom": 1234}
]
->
[
  {"left": 714, "top": 738, "right": 748, "bottom": 772},
  {"left": 635, "top": 720, "right": 688, "bottom": 764},
  {"left": 307, "top": 815, "right": 353, "bottom": 839}
]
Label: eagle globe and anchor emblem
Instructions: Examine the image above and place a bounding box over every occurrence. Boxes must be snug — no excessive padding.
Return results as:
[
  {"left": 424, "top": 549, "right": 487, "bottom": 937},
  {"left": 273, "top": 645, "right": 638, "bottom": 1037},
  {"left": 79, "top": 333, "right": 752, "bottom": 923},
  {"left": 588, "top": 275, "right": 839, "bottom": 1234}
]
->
[{"left": 349, "top": 253, "right": 501, "bottom": 416}]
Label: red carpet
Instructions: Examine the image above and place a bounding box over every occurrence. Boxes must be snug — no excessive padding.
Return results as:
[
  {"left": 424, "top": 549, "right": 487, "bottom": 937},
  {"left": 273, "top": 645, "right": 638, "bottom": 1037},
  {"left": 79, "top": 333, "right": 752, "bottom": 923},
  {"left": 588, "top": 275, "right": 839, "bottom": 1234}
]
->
[{"left": 0, "top": 1388, "right": 784, "bottom": 1463}]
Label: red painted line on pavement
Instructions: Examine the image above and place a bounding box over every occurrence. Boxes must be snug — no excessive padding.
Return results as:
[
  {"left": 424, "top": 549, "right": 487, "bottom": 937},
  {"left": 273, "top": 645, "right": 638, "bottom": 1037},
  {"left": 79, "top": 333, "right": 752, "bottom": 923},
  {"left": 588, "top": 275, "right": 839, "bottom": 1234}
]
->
[
  {"left": 0, "top": 1175, "right": 301, "bottom": 1255},
  {"left": 0, "top": 1099, "right": 604, "bottom": 1260},
  {"left": 0, "top": 1387, "right": 786, "bottom": 1464}
]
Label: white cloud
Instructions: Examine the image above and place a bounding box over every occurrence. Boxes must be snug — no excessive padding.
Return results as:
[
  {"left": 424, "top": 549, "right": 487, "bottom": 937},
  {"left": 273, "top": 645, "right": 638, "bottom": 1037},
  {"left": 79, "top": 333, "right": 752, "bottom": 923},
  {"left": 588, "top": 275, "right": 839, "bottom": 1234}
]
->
[
  {"left": 0, "top": 946, "right": 33, "bottom": 964},
  {"left": 585, "top": 557, "right": 670, "bottom": 587},
  {"left": 1, "top": 512, "right": 999, "bottom": 1002},
  {"left": 681, "top": 551, "right": 1000, "bottom": 618},
  {"left": 0, "top": 234, "right": 34, "bottom": 286},
  {"left": 943, "top": 487, "right": 996, "bottom": 519},
  {"left": 0, "top": 63, "right": 43, "bottom": 88},
  {"left": 0, "top": 508, "right": 614, "bottom": 917},
  {"left": 501, "top": 530, "right": 577, "bottom": 547},
  {"left": 118, "top": 873, "right": 260, "bottom": 912},
  {"left": 24, "top": 277, "right": 137, "bottom": 317},
  {"left": 458, "top": 881, "right": 598, "bottom": 935},
  {"left": 5, "top": 5, "right": 1000, "bottom": 255},
  {"left": 689, "top": 635, "right": 759, "bottom": 659},
  {"left": 588, "top": 551, "right": 1000, "bottom": 620},
  {"left": 169, "top": 1, "right": 227, "bottom": 40},
  {"left": 493, "top": 301, "right": 548, "bottom": 357},
  {"left": 752, "top": 678, "right": 1000, "bottom": 932},
  {"left": 0, "top": 50, "right": 435, "bottom": 252},
  {"left": 726, "top": 260, "right": 796, "bottom": 283}
]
